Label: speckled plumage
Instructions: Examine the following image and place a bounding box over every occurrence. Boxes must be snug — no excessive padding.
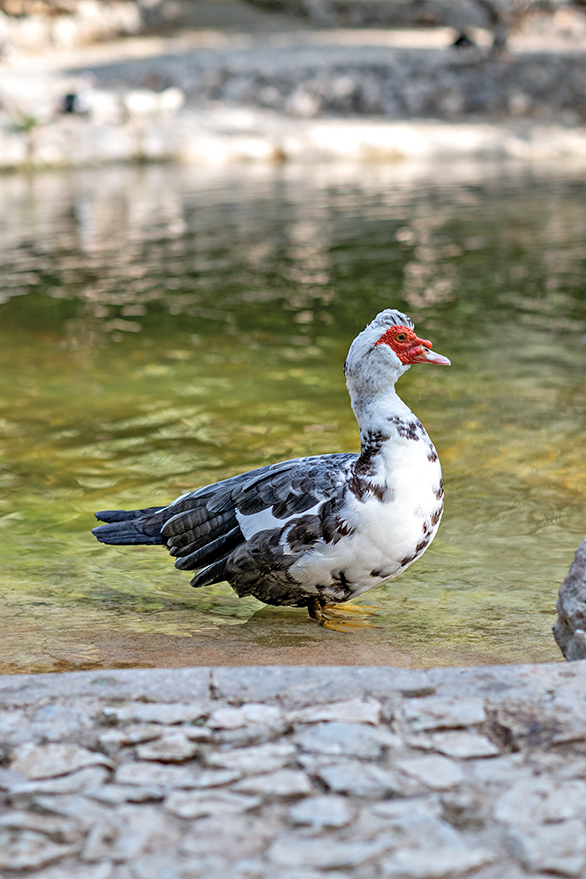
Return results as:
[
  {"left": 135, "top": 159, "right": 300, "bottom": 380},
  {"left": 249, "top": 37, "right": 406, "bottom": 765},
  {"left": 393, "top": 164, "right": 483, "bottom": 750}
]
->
[{"left": 93, "top": 309, "right": 450, "bottom": 623}]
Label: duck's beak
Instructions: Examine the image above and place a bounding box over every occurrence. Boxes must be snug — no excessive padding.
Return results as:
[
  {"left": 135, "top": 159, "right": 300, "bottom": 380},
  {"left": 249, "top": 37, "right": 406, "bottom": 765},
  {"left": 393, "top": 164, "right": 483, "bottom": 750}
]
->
[{"left": 410, "top": 337, "right": 451, "bottom": 366}]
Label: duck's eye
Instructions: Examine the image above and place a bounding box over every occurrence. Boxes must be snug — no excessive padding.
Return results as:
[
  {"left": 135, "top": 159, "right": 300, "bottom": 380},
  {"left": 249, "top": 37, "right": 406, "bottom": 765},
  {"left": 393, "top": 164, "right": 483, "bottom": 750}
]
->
[{"left": 395, "top": 333, "right": 407, "bottom": 342}]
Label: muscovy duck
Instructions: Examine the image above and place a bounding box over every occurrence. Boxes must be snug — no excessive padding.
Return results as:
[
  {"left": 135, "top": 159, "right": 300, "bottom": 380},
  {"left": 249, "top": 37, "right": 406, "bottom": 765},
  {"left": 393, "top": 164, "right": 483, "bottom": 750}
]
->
[{"left": 93, "top": 309, "right": 450, "bottom": 629}]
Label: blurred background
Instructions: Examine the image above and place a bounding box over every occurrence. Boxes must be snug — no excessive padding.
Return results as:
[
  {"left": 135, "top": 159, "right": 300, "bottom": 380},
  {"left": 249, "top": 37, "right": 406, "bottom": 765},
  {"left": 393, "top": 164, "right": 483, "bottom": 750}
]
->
[{"left": 0, "top": 0, "right": 585, "bottom": 673}]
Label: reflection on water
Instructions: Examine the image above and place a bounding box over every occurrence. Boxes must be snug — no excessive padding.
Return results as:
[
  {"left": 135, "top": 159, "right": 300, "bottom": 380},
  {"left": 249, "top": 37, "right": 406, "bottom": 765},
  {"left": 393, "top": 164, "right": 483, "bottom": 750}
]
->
[{"left": 0, "top": 160, "right": 585, "bottom": 673}]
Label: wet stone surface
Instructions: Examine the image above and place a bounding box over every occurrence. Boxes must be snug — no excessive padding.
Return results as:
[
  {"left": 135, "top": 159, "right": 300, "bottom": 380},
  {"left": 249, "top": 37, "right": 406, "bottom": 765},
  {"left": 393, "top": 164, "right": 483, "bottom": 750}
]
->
[{"left": 0, "top": 661, "right": 584, "bottom": 878}]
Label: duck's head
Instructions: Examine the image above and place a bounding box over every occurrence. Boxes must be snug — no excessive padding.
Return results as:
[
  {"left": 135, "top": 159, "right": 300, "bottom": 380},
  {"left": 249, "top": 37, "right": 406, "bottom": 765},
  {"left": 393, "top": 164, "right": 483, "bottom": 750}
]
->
[{"left": 345, "top": 309, "right": 450, "bottom": 396}]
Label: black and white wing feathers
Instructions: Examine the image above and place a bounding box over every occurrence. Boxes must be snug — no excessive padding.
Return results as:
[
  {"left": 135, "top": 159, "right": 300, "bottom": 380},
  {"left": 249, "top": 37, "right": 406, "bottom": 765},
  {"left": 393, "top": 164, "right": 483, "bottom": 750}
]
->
[{"left": 93, "top": 453, "right": 358, "bottom": 597}]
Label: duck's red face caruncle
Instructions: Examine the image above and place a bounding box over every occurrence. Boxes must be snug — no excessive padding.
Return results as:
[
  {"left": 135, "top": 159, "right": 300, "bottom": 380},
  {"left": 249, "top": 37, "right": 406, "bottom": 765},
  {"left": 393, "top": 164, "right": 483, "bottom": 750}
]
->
[{"left": 375, "top": 325, "right": 451, "bottom": 366}]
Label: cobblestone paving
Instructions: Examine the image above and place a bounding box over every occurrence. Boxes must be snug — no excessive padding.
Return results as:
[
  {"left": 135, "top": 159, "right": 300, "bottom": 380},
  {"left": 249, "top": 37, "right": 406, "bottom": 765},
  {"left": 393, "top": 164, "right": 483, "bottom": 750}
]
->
[{"left": 0, "top": 661, "right": 585, "bottom": 878}]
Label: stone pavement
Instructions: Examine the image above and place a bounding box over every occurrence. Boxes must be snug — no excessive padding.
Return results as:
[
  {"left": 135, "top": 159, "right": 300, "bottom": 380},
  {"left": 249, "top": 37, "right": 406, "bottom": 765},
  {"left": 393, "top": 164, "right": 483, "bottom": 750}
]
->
[{"left": 1, "top": 660, "right": 586, "bottom": 878}]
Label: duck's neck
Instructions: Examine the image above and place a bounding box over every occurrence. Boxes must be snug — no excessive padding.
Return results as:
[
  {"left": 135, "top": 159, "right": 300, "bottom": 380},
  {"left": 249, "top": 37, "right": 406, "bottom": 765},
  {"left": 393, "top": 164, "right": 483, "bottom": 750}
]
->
[{"left": 350, "top": 385, "right": 416, "bottom": 455}]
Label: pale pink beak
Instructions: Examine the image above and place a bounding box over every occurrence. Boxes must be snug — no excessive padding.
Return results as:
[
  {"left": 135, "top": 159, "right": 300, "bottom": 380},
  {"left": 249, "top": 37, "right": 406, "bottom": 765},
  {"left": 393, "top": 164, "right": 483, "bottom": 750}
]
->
[{"left": 409, "top": 337, "right": 451, "bottom": 366}]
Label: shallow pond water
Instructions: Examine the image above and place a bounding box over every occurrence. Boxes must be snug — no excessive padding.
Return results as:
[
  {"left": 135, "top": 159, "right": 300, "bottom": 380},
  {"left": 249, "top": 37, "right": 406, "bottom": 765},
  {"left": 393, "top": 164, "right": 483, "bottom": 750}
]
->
[{"left": 0, "top": 159, "right": 585, "bottom": 673}]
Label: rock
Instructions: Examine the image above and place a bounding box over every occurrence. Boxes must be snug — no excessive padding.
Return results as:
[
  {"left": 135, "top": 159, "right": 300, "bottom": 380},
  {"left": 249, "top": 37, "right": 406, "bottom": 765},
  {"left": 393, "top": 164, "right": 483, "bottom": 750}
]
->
[
  {"left": 0, "top": 767, "right": 28, "bottom": 789},
  {"left": 380, "top": 846, "right": 495, "bottom": 878},
  {"left": 98, "top": 725, "right": 169, "bottom": 749},
  {"left": 208, "top": 704, "right": 283, "bottom": 730},
  {"left": 395, "top": 755, "right": 465, "bottom": 790},
  {"left": 180, "top": 814, "right": 279, "bottom": 860},
  {"left": 23, "top": 862, "right": 114, "bottom": 879},
  {"left": 441, "top": 790, "right": 486, "bottom": 831},
  {"left": 99, "top": 723, "right": 212, "bottom": 755},
  {"left": 204, "top": 741, "right": 297, "bottom": 775},
  {"left": 27, "top": 794, "right": 113, "bottom": 827},
  {"left": 397, "top": 697, "right": 486, "bottom": 733},
  {"left": 494, "top": 777, "right": 586, "bottom": 826},
  {"left": 102, "top": 701, "right": 209, "bottom": 725},
  {"left": 0, "top": 812, "right": 83, "bottom": 871},
  {"left": 366, "top": 799, "right": 464, "bottom": 850},
  {"left": 31, "top": 705, "right": 94, "bottom": 741},
  {"left": 0, "top": 828, "right": 81, "bottom": 871},
  {"left": 268, "top": 835, "right": 394, "bottom": 868},
  {"left": 507, "top": 820, "right": 586, "bottom": 877},
  {"left": 0, "top": 810, "right": 83, "bottom": 842},
  {"left": 289, "top": 795, "right": 352, "bottom": 828},
  {"left": 289, "top": 698, "right": 382, "bottom": 725},
  {"left": 164, "top": 789, "right": 261, "bottom": 819},
  {"left": 293, "top": 721, "right": 396, "bottom": 758},
  {"left": 409, "top": 730, "right": 500, "bottom": 759},
  {"left": 10, "top": 743, "right": 112, "bottom": 780},
  {"left": 82, "top": 804, "right": 180, "bottom": 862},
  {"left": 554, "top": 535, "right": 586, "bottom": 660},
  {"left": 233, "top": 769, "right": 312, "bottom": 797},
  {"left": 8, "top": 766, "right": 110, "bottom": 800},
  {"left": 316, "top": 760, "right": 407, "bottom": 797},
  {"left": 135, "top": 731, "right": 201, "bottom": 763},
  {"left": 115, "top": 761, "right": 241, "bottom": 789},
  {"left": 471, "top": 754, "right": 526, "bottom": 786},
  {"left": 88, "top": 783, "right": 165, "bottom": 804},
  {"left": 213, "top": 723, "right": 285, "bottom": 748}
]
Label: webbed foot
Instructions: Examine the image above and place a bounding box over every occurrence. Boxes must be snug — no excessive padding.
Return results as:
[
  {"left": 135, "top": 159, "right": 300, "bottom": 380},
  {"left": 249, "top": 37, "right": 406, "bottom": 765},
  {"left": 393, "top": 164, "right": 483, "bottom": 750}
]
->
[{"left": 307, "top": 597, "right": 378, "bottom": 631}]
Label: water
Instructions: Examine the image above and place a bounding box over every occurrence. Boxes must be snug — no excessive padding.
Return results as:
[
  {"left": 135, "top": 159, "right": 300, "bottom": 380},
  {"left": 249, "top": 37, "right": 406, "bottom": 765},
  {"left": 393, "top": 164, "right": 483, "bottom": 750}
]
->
[{"left": 0, "top": 159, "right": 585, "bottom": 674}]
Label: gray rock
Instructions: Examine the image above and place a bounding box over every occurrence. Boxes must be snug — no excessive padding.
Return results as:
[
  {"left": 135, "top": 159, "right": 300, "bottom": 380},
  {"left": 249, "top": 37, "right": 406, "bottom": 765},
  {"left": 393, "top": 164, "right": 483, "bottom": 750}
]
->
[
  {"left": 213, "top": 723, "right": 287, "bottom": 748},
  {"left": 397, "top": 697, "right": 486, "bottom": 733},
  {"left": 494, "top": 777, "right": 586, "bottom": 826},
  {"left": 102, "top": 701, "right": 210, "bottom": 725},
  {"left": 10, "top": 743, "right": 113, "bottom": 780},
  {"left": 135, "top": 732, "right": 201, "bottom": 763},
  {"left": 88, "top": 783, "right": 165, "bottom": 804},
  {"left": 268, "top": 835, "right": 394, "bottom": 868},
  {"left": 507, "top": 820, "right": 586, "bottom": 877},
  {"left": 114, "top": 761, "right": 240, "bottom": 789},
  {"left": 8, "top": 766, "right": 110, "bottom": 801},
  {"left": 0, "top": 809, "right": 83, "bottom": 842},
  {"left": 164, "top": 789, "right": 261, "bottom": 819},
  {"left": 395, "top": 755, "right": 465, "bottom": 790},
  {"left": 27, "top": 794, "right": 113, "bottom": 827},
  {"left": 31, "top": 705, "right": 94, "bottom": 741},
  {"left": 293, "top": 721, "right": 396, "bottom": 758},
  {"left": 0, "top": 813, "right": 83, "bottom": 871},
  {"left": 23, "top": 863, "right": 114, "bottom": 879},
  {"left": 408, "top": 730, "right": 500, "bottom": 759},
  {"left": 0, "top": 767, "right": 28, "bottom": 789},
  {"left": 0, "top": 828, "right": 81, "bottom": 871},
  {"left": 208, "top": 704, "right": 283, "bottom": 729},
  {"left": 180, "top": 814, "right": 280, "bottom": 860},
  {"left": 380, "top": 846, "right": 495, "bottom": 878},
  {"left": 471, "top": 754, "right": 527, "bottom": 786},
  {"left": 289, "top": 795, "right": 352, "bottom": 828},
  {"left": 317, "top": 760, "right": 407, "bottom": 797},
  {"left": 98, "top": 724, "right": 170, "bottom": 749},
  {"left": 288, "top": 698, "right": 382, "bottom": 725},
  {"left": 204, "top": 741, "right": 297, "bottom": 775},
  {"left": 82, "top": 804, "right": 180, "bottom": 862},
  {"left": 554, "top": 535, "right": 586, "bottom": 660},
  {"left": 233, "top": 769, "right": 312, "bottom": 797}
]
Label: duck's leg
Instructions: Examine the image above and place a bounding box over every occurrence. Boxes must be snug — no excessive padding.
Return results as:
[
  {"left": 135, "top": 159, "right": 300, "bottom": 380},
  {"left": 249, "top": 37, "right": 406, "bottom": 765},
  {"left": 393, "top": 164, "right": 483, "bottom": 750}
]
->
[{"left": 307, "top": 597, "right": 378, "bottom": 631}]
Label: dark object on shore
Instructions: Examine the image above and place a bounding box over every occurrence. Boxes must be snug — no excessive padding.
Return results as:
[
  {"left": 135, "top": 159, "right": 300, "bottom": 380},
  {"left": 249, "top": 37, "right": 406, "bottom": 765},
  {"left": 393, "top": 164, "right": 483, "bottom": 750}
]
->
[
  {"left": 553, "top": 535, "right": 586, "bottom": 660},
  {"left": 93, "top": 309, "right": 450, "bottom": 630},
  {"left": 452, "top": 31, "right": 477, "bottom": 49}
]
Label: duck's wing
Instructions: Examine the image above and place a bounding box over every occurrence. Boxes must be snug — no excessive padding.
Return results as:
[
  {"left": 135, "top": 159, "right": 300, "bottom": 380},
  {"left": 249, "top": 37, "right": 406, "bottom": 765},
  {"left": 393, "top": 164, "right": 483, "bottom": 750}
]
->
[{"left": 93, "top": 453, "right": 357, "bottom": 588}]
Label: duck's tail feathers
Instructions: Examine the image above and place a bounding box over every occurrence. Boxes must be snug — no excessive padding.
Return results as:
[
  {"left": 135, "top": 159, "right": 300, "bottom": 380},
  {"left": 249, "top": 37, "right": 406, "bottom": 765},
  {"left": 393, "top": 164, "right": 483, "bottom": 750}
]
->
[
  {"left": 190, "top": 559, "right": 228, "bottom": 589},
  {"left": 92, "top": 506, "right": 167, "bottom": 545}
]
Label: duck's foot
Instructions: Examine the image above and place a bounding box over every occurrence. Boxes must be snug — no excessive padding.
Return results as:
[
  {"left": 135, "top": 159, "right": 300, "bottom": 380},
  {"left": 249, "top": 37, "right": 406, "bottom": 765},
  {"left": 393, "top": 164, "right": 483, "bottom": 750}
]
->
[{"left": 307, "top": 597, "right": 378, "bottom": 632}]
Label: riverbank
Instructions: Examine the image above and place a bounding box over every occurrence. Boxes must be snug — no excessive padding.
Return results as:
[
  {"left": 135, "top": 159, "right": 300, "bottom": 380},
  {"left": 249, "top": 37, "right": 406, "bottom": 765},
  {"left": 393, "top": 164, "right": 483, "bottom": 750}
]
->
[
  {"left": 1, "top": 660, "right": 585, "bottom": 878},
  {"left": 3, "top": 16, "right": 586, "bottom": 168}
]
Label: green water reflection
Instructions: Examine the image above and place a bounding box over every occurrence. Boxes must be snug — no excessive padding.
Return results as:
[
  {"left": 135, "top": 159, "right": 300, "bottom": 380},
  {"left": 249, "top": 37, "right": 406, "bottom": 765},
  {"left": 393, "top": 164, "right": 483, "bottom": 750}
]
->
[{"left": 0, "top": 160, "right": 585, "bottom": 672}]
